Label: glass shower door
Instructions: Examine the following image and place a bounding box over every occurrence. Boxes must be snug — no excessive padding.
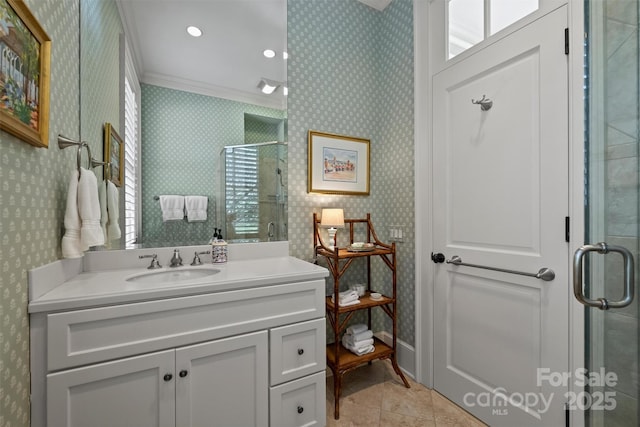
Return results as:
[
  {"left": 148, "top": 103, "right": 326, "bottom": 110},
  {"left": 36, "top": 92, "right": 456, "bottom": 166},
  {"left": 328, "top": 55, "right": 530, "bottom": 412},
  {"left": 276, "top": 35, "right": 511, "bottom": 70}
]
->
[
  {"left": 219, "top": 142, "right": 287, "bottom": 242},
  {"left": 581, "top": 0, "right": 639, "bottom": 425}
]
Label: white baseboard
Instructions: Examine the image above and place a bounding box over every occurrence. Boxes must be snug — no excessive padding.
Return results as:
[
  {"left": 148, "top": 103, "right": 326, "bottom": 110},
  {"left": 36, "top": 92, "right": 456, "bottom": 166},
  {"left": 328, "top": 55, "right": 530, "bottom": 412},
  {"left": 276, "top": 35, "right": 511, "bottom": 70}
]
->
[{"left": 374, "top": 331, "right": 416, "bottom": 380}]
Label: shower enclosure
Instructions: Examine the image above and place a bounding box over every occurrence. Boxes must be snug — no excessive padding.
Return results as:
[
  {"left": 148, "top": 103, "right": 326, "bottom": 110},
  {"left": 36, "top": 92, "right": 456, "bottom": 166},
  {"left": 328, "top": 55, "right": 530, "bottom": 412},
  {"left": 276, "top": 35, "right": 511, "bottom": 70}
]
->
[
  {"left": 582, "top": 1, "right": 639, "bottom": 425},
  {"left": 218, "top": 142, "right": 287, "bottom": 242}
]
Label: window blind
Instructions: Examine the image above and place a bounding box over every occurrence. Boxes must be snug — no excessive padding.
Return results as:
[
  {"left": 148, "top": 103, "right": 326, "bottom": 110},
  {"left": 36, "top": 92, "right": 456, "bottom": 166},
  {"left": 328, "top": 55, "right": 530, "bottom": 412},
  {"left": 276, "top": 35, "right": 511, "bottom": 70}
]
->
[
  {"left": 225, "top": 146, "right": 259, "bottom": 237},
  {"left": 123, "top": 76, "right": 138, "bottom": 247}
]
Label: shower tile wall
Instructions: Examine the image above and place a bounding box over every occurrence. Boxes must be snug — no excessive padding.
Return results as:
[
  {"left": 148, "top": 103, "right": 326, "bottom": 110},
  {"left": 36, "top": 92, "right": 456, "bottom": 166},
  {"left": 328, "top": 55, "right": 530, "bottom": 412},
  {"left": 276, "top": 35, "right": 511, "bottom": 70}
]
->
[
  {"left": 0, "top": 1, "right": 80, "bottom": 425},
  {"left": 243, "top": 116, "right": 287, "bottom": 241},
  {"left": 140, "top": 84, "right": 285, "bottom": 246},
  {"left": 603, "top": 1, "right": 639, "bottom": 424}
]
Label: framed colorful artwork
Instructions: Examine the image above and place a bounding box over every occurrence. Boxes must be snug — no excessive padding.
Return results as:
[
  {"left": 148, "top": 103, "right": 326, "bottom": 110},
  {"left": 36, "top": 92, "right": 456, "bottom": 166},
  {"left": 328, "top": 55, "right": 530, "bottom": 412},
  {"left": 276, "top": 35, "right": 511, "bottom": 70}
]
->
[
  {"left": 104, "top": 123, "right": 124, "bottom": 186},
  {"left": 0, "top": 0, "right": 51, "bottom": 147},
  {"left": 308, "top": 130, "right": 370, "bottom": 195}
]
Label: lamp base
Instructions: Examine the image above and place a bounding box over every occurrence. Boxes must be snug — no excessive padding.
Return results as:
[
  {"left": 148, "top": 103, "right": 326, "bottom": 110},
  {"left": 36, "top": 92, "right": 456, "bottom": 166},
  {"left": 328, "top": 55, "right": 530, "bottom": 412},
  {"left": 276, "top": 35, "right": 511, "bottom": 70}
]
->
[{"left": 327, "top": 227, "right": 337, "bottom": 251}]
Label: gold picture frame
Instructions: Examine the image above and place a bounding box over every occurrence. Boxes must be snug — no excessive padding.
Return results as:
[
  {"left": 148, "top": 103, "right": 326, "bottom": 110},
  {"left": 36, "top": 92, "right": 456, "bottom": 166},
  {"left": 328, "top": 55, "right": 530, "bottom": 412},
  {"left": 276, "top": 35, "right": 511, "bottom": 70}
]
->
[
  {"left": 104, "top": 123, "right": 124, "bottom": 187},
  {"left": 308, "top": 130, "right": 370, "bottom": 195},
  {"left": 0, "top": 0, "right": 51, "bottom": 148}
]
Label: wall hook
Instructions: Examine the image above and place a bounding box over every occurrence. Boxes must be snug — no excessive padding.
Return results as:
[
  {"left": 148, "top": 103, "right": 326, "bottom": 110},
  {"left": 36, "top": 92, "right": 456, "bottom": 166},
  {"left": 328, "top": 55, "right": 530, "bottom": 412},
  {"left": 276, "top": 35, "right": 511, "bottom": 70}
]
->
[{"left": 471, "top": 95, "right": 493, "bottom": 111}]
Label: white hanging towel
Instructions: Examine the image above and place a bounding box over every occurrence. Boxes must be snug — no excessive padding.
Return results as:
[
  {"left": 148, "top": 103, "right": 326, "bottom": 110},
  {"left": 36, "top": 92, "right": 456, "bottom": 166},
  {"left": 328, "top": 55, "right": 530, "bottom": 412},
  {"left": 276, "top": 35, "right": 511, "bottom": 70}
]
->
[
  {"left": 98, "top": 179, "right": 108, "bottom": 243},
  {"left": 159, "top": 195, "right": 185, "bottom": 221},
  {"left": 78, "top": 167, "right": 105, "bottom": 248},
  {"left": 106, "top": 180, "right": 121, "bottom": 240},
  {"left": 185, "top": 196, "right": 208, "bottom": 222},
  {"left": 62, "top": 170, "right": 84, "bottom": 258}
]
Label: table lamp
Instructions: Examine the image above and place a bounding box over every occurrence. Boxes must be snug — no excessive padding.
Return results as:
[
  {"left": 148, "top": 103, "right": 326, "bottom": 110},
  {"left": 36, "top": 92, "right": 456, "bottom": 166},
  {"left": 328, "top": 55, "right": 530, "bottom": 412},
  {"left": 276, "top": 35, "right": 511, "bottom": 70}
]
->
[{"left": 320, "top": 208, "right": 344, "bottom": 251}]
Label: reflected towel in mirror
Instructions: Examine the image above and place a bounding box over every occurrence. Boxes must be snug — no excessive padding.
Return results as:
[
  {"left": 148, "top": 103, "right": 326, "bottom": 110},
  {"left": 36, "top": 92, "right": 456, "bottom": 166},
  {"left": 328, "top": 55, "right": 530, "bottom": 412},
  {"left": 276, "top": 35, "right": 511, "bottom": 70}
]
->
[
  {"left": 106, "top": 180, "right": 121, "bottom": 240},
  {"left": 185, "top": 196, "right": 208, "bottom": 222},
  {"left": 159, "top": 195, "right": 185, "bottom": 221}
]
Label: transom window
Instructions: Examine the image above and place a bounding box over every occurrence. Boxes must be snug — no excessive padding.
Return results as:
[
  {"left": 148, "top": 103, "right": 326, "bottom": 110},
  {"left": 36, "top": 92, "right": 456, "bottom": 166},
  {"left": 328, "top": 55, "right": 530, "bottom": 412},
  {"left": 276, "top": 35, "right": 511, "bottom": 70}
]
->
[{"left": 448, "top": 0, "right": 539, "bottom": 59}]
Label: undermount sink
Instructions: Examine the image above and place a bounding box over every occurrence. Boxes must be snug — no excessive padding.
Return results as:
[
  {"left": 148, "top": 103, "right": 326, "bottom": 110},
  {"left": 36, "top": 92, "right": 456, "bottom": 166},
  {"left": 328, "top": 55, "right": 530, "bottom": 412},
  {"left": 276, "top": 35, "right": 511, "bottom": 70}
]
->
[{"left": 126, "top": 267, "right": 221, "bottom": 284}]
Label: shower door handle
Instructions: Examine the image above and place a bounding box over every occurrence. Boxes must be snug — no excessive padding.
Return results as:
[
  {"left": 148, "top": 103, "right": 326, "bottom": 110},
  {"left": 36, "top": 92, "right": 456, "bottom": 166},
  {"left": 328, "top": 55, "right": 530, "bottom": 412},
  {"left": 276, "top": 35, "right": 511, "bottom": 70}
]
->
[{"left": 573, "top": 242, "right": 635, "bottom": 310}]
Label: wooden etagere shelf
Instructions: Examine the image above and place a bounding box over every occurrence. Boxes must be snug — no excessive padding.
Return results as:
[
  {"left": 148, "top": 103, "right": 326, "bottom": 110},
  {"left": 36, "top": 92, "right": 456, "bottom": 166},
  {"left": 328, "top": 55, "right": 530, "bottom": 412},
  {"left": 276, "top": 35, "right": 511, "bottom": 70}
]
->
[{"left": 313, "top": 213, "right": 410, "bottom": 420}]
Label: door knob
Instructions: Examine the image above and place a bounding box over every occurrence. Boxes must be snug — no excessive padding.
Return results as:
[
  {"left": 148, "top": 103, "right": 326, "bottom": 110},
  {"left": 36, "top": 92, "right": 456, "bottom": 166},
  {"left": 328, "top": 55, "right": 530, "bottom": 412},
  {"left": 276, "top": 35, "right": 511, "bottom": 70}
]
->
[{"left": 431, "top": 252, "right": 445, "bottom": 263}]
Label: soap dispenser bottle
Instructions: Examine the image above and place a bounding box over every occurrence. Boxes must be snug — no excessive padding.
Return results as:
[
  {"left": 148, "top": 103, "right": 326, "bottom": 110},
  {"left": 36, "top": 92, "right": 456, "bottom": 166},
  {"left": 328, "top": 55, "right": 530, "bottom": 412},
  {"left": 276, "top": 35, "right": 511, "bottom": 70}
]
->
[
  {"left": 211, "top": 226, "right": 227, "bottom": 263},
  {"left": 209, "top": 228, "right": 219, "bottom": 244}
]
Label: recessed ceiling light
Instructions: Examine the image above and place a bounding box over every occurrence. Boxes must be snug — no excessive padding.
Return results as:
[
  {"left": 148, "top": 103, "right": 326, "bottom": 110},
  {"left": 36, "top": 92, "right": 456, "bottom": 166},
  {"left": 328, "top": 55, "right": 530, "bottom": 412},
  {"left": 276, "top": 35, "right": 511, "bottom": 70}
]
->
[
  {"left": 257, "top": 78, "right": 280, "bottom": 94},
  {"left": 263, "top": 49, "right": 276, "bottom": 58},
  {"left": 186, "top": 26, "right": 202, "bottom": 37}
]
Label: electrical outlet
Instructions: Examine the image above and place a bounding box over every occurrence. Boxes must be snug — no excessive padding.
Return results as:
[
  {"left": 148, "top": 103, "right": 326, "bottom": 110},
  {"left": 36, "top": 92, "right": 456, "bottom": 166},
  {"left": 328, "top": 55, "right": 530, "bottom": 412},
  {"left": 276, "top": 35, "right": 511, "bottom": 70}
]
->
[{"left": 389, "top": 226, "right": 404, "bottom": 242}]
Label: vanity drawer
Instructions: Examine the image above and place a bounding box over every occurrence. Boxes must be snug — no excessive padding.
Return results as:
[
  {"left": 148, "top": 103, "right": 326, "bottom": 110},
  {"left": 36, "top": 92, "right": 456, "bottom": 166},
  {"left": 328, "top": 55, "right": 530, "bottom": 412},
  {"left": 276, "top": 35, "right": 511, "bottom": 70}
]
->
[
  {"left": 46, "top": 280, "right": 324, "bottom": 371},
  {"left": 270, "top": 371, "right": 326, "bottom": 427},
  {"left": 270, "top": 318, "right": 326, "bottom": 385}
]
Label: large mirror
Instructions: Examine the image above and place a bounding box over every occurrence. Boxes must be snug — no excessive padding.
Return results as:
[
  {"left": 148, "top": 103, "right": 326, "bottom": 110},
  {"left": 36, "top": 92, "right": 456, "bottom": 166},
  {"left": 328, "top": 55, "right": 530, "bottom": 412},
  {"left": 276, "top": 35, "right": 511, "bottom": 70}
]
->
[{"left": 80, "top": 0, "right": 288, "bottom": 249}]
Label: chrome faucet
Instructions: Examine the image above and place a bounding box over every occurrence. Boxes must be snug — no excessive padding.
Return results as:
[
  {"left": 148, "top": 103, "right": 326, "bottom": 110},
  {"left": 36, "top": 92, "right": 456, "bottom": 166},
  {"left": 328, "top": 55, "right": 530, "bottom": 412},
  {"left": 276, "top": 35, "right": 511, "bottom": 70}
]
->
[
  {"left": 191, "top": 250, "right": 211, "bottom": 266},
  {"left": 139, "top": 254, "right": 161, "bottom": 269},
  {"left": 169, "top": 249, "right": 183, "bottom": 267}
]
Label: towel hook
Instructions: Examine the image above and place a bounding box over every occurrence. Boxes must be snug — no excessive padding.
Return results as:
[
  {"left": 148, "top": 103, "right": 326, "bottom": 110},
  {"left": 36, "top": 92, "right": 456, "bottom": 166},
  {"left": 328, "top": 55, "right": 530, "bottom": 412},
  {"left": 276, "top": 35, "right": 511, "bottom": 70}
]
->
[{"left": 471, "top": 95, "right": 493, "bottom": 111}]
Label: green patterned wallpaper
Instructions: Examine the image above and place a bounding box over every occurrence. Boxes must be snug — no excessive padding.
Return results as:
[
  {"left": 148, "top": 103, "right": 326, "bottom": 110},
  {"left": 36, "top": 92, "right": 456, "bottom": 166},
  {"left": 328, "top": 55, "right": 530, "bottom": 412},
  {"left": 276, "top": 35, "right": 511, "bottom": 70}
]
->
[
  {"left": 80, "top": 0, "right": 123, "bottom": 182},
  {"left": 0, "top": 0, "right": 80, "bottom": 425},
  {"left": 287, "top": 0, "right": 414, "bottom": 344},
  {"left": 140, "top": 84, "right": 286, "bottom": 245}
]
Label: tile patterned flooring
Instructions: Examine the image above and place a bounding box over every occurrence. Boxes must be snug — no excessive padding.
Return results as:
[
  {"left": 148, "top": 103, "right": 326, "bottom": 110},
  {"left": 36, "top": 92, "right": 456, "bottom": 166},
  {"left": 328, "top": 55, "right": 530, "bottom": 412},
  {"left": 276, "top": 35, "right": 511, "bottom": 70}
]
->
[{"left": 326, "top": 360, "right": 487, "bottom": 427}]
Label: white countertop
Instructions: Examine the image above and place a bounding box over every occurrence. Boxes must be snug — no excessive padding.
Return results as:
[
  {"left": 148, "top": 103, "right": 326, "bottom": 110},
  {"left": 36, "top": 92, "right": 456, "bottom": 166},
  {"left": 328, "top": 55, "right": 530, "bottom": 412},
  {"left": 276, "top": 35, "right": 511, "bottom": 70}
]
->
[{"left": 28, "top": 243, "right": 328, "bottom": 313}]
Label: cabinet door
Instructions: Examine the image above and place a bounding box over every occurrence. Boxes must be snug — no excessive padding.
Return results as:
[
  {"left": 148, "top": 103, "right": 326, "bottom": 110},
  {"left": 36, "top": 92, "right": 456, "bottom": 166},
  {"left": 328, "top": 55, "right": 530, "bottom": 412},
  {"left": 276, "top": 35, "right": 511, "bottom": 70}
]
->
[
  {"left": 175, "top": 330, "right": 269, "bottom": 427},
  {"left": 47, "top": 349, "right": 175, "bottom": 427}
]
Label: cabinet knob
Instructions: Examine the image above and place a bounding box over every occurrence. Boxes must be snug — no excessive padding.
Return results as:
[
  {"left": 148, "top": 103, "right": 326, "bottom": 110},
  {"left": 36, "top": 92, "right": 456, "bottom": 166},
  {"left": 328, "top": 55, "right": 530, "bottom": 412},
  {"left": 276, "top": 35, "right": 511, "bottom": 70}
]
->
[
  {"left": 179, "top": 370, "right": 188, "bottom": 378},
  {"left": 297, "top": 406, "right": 304, "bottom": 414},
  {"left": 297, "top": 348, "right": 304, "bottom": 355},
  {"left": 163, "top": 373, "right": 173, "bottom": 382}
]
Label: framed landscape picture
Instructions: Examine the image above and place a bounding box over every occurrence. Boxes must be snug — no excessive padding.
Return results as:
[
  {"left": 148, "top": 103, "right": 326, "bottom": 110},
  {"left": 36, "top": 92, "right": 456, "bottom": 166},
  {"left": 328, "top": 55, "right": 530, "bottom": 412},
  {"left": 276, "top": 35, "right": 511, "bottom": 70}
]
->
[
  {"left": 104, "top": 123, "right": 124, "bottom": 186},
  {"left": 308, "top": 130, "right": 370, "bottom": 195},
  {"left": 0, "top": 0, "right": 51, "bottom": 147}
]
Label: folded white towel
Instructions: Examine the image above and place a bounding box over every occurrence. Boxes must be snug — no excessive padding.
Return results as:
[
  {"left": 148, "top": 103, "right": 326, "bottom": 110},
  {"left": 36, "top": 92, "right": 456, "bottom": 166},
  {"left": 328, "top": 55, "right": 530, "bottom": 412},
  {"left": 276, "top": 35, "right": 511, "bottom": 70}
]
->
[
  {"left": 62, "top": 170, "right": 84, "bottom": 258},
  {"left": 78, "top": 168, "right": 104, "bottom": 248},
  {"left": 185, "top": 196, "right": 208, "bottom": 222},
  {"left": 346, "top": 324, "right": 368, "bottom": 335},
  {"left": 342, "top": 340, "right": 375, "bottom": 356},
  {"left": 343, "top": 330, "right": 374, "bottom": 345},
  {"left": 343, "top": 336, "right": 374, "bottom": 349},
  {"left": 159, "top": 195, "right": 185, "bottom": 221},
  {"left": 331, "top": 291, "right": 360, "bottom": 307},
  {"left": 106, "top": 180, "right": 121, "bottom": 240},
  {"left": 332, "top": 290, "right": 358, "bottom": 303}
]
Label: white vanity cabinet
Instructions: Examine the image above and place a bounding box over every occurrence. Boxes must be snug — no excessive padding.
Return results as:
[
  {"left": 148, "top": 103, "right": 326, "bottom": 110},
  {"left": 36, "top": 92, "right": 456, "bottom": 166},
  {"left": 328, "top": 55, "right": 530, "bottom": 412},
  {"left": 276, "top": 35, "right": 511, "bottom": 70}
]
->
[
  {"left": 30, "top": 261, "right": 328, "bottom": 427},
  {"left": 46, "top": 331, "right": 268, "bottom": 427}
]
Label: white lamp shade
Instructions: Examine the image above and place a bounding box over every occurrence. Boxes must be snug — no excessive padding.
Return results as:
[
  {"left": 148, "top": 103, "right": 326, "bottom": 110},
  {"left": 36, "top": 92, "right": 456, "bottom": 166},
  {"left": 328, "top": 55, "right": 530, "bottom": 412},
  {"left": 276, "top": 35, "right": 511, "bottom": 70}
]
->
[{"left": 320, "top": 209, "right": 345, "bottom": 228}]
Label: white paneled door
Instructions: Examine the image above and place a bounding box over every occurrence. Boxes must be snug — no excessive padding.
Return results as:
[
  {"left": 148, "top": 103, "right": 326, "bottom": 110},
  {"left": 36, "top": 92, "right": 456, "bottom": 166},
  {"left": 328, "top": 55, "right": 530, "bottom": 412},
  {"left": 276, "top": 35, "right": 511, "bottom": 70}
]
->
[{"left": 432, "top": 6, "right": 569, "bottom": 427}]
